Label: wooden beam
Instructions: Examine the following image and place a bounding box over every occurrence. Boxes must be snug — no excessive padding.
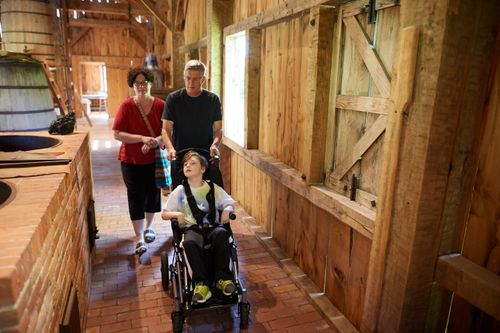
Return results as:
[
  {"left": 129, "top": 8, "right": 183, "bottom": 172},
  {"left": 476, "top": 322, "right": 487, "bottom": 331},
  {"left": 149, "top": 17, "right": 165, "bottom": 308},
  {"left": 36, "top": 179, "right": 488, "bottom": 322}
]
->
[
  {"left": 330, "top": 115, "right": 387, "bottom": 181},
  {"left": 68, "top": 18, "right": 130, "bottom": 29},
  {"left": 361, "top": 25, "right": 419, "bottom": 333},
  {"left": 223, "top": 138, "right": 375, "bottom": 239},
  {"left": 341, "top": 0, "right": 399, "bottom": 18},
  {"left": 336, "top": 95, "right": 392, "bottom": 114},
  {"left": 302, "top": 6, "right": 336, "bottom": 184},
  {"left": 207, "top": 0, "right": 233, "bottom": 98},
  {"left": 244, "top": 29, "right": 261, "bottom": 149},
  {"left": 66, "top": 0, "right": 148, "bottom": 16},
  {"left": 130, "top": 30, "right": 147, "bottom": 51},
  {"left": 223, "top": 0, "right": 351, "bottom": 37},
  {"left": 175, "top": 0, "right": 188, "bottom": 31},
  {"left": 343, "top": 15, "right": 391, "bottom": 98},
  {"left": 70, "top": 28, "right": 91, "bottom": 48},
  {"left": 178, "top": 37, "right": 207, "bottom": 54},
  {"left": 436, "top": 254, "right": 500, "bottom": 320},
  {"left": 137, "top": 0, "right": 172, "bottom": 31}
]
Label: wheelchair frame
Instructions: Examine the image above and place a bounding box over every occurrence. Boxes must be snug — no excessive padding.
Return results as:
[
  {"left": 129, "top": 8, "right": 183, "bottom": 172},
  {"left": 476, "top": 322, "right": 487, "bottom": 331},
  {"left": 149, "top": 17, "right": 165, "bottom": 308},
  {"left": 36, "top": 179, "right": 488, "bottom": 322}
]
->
[{"left": 161, "top": 219, "right": 250, "bottom": 332}]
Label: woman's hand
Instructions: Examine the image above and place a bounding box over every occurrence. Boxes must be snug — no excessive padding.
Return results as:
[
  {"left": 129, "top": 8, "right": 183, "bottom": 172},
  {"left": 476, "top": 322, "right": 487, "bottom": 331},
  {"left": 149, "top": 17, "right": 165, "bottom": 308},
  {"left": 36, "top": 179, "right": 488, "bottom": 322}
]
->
[{"left": 141, "top": 135, "right": 157, "bottom": 147}]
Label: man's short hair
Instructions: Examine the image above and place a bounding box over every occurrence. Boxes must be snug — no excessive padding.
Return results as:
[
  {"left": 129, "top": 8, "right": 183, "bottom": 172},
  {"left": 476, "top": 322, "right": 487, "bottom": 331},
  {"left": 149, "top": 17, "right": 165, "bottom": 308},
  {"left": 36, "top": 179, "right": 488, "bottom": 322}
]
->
[{"left": 184, "top": 60, "right": 206, "bottom": 77}]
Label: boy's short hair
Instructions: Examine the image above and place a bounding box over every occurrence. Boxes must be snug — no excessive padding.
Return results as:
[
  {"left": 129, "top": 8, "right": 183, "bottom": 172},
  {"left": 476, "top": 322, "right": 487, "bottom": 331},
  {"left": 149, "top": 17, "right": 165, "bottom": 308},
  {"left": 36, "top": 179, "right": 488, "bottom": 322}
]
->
[
  {"left": 183, "top": 151, "right": 208, "bottom": 171},
  {"left": 184, "top": 60, "right": 206, "bottom": 77}
]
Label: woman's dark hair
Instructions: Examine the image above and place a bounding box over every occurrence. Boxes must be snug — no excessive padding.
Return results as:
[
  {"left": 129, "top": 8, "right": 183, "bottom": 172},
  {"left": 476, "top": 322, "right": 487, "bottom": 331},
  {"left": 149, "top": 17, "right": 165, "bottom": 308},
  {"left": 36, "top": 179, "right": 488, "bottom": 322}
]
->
[
  {"left": 127, "top": 67, "right": 154, "bottom": 88},
  {"left": 182, "top": 151, "right": 208, "bottom": 172}
]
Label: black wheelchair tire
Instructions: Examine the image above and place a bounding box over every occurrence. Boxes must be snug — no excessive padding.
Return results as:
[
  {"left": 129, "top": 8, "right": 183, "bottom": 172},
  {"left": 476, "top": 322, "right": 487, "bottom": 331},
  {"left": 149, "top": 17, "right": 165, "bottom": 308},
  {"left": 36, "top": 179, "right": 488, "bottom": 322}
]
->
[
  {"left": 160, "top": 251, "right": 169, "bottom": 291},
  {"left": 172, "top": 311, "right": 184, "bottom": 333},
  {"left": 239, "top": 302, "right": 250, "bottom": 329}
]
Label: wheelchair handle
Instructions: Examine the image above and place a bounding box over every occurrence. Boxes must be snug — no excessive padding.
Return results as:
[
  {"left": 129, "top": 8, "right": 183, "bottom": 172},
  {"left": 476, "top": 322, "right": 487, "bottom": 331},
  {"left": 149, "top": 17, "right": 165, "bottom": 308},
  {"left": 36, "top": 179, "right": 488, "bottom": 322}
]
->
[{"left": 171, "top": 148, "right": 219, "bottom": 165}]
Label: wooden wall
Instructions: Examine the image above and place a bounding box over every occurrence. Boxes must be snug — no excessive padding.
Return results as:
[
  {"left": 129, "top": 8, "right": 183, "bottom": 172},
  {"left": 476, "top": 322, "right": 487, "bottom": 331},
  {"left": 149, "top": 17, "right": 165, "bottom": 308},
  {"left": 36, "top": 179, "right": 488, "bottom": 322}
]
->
[
  {"left": 229, "top": 152, "right": 371, "bottom": 327},
  {"left": 71, "top": 27, "right": 146, "bottom": 117},
  {"left": 259, "top": 14, "right": 312, "bottom": 172},
  {"left": 184, "top": 0, "right": 207, "bottom": 44},
  {"left": 446, "top": 38, "right": 500, "bottom": 333}
]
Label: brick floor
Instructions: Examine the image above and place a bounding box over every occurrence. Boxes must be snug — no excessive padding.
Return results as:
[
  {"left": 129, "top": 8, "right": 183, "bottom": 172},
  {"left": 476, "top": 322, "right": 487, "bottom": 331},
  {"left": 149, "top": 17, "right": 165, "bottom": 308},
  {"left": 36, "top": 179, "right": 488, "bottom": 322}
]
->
[{"left": 83, "top": 114, "right": 340, "bottom": 333}]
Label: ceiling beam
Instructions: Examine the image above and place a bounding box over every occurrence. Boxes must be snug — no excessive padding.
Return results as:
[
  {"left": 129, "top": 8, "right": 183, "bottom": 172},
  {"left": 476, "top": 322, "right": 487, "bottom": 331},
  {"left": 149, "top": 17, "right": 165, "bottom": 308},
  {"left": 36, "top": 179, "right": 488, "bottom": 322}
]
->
[
  {"left": 70, "top": 27, "right": 91, "bottom": 47},
  {"left": 136, "top": 0, "right": 172, "bottom": 31},
  {"left": 66, "top": 0, "right": 148, "bottom": 16},
  {"left": 68, "top": 18, "right": 148, "bottom": 37}
]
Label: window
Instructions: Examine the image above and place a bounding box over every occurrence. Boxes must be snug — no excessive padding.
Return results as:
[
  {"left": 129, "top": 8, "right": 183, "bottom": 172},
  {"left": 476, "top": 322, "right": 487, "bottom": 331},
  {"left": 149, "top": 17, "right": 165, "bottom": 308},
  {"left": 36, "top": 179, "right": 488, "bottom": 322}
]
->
[{"left": 223, "top": 31, "right": 246, "bottom": 147}]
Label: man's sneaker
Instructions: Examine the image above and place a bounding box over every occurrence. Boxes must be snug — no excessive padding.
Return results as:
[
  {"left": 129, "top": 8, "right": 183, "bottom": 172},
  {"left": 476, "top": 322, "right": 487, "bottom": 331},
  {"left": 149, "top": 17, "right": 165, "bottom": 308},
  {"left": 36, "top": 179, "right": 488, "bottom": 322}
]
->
[
  {"left": 192, "top": 283, "right": 212, "bottom": 303},
  {"left": 217, "top": 279, "right": 237, "bottom": 296}
]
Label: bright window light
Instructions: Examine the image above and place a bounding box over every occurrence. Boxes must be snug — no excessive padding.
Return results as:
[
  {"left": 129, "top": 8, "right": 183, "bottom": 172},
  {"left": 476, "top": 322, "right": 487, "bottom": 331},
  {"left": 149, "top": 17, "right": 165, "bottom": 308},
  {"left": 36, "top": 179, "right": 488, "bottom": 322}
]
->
[{"left": 223, "top": 31, "right": 246, "bottom": 147}]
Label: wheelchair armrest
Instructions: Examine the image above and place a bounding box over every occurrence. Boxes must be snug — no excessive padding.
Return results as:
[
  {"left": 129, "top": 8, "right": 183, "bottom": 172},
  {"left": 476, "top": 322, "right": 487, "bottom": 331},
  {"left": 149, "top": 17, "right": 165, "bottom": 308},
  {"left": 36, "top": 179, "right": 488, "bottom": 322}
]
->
[{"left": 170, "top": 218, "right": 183, "bottom": 244}]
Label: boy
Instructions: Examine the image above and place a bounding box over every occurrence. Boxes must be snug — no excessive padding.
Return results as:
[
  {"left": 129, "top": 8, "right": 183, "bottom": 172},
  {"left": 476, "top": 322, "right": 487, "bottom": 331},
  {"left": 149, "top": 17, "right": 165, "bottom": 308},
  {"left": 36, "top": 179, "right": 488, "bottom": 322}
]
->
[{"left": 162, "top": 151, "right": 236, "bottom": 303}]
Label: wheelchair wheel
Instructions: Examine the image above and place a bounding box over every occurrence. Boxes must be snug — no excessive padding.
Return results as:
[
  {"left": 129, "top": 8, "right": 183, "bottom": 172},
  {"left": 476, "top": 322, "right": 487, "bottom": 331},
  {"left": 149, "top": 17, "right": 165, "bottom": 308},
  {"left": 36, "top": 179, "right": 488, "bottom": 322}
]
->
[
  {"left": 160, "top": 251, "right": 169, "bottom": 291},
  {"left": 239, "top": 302, "right": 250, "bottom": 329},
  {"left": 172, "top": 310, "right": 184, "bottom": 333}
]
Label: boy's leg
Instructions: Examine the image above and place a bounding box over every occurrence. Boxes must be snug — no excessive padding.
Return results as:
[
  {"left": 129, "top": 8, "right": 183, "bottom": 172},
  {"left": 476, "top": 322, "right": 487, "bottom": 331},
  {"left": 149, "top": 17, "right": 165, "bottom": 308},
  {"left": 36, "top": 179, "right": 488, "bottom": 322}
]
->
[
  {"left": 182, "top": 229, "right": 210, "bottom": 283},
  {"left": 207, "top": 227, "right": 232, "bottom": 281}
]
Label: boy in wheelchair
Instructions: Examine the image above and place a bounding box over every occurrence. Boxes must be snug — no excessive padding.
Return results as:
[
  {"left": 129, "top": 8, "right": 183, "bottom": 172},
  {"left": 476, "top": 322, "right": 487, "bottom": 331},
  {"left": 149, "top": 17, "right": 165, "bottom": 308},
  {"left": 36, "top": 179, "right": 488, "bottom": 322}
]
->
[{"left": 162, "top": 150, "right": 237, "bottom": 304}]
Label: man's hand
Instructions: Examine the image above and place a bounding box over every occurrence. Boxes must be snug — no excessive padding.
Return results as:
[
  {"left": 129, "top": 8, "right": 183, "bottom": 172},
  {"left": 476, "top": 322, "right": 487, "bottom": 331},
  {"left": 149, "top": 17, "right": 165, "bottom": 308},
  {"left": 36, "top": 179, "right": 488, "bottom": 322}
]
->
[
  {"left": 167, "top": 148, "right": 177, "bottom": 161},
  {"left": 210, "top": 144, "right": 219, "bottom": 157}
]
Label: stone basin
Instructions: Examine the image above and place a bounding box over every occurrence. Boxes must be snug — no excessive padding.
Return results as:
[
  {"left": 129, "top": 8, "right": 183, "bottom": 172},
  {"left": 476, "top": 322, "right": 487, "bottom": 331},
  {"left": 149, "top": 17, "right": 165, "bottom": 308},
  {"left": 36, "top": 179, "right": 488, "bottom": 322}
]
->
[
  {"left": 0, "top": 180, "right": 13, "bottom": 206},
  {"left": 0, "top": 135, "right": 61, "bottom": 152}
]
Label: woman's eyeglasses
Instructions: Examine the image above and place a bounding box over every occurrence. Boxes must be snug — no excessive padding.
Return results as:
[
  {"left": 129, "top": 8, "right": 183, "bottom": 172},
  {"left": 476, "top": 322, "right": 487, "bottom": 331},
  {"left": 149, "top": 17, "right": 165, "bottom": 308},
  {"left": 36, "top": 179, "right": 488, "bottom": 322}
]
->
[{"left": 133, "top": 81, "right": 149, "bottom": 87}]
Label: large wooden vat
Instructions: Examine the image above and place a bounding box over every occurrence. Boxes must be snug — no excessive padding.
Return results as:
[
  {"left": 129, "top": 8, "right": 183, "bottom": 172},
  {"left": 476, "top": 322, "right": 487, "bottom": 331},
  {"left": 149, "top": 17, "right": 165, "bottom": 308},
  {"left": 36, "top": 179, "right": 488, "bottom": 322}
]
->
[
  {"left": 0, "top": 55, "right": 57, "bottom": 131},
  {"left": 0, "top": 0, "right": 56, "bottom": 65}
]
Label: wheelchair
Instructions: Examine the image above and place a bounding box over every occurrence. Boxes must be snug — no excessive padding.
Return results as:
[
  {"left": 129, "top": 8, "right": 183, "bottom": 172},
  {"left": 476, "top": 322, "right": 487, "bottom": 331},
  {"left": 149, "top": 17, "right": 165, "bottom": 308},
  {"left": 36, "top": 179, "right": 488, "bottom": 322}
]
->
[{"left": 160, "top": 148, "right": 250, "bottom": 332}]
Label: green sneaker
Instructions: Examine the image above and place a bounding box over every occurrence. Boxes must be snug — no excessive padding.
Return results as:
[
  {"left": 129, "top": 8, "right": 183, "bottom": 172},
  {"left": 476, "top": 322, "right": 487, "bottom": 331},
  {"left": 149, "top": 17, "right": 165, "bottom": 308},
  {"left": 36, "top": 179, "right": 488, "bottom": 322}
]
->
[
  {"left": 217, "top": 279, "right": 237, "bottom": 296},
  {"left": 192, "top": 283, "right": 212, "bottom": 303}
]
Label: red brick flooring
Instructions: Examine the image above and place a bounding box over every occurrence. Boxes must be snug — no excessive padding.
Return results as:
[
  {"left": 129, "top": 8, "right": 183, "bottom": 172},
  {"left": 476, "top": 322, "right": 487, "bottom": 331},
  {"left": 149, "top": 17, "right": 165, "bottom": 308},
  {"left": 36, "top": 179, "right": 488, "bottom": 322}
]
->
[{"left": 83, "top": 114, "right": 338, "bottom": 333}]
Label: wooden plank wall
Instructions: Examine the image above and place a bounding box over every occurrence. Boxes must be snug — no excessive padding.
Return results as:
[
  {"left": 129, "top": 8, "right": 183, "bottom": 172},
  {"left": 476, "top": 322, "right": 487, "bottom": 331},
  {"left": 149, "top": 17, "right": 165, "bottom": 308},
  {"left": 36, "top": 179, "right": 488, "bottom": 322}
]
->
[
  {"left": 184, "top": 0, "right": 207, "bottom": 44},
  {"left": 233, "top": 0, "right": 282, "bottom": 22},
  {"left": 229, "top": 152, "right": 371, "bottom": 327},
  {"left": 259, "top": 14, "right": 312, "bottom": 173},
  {"left": 446, "top": 39, "right": 500, "bottom": 333},
  {"left": 71, "top": 27, "right": 146, "bottom": 117}
]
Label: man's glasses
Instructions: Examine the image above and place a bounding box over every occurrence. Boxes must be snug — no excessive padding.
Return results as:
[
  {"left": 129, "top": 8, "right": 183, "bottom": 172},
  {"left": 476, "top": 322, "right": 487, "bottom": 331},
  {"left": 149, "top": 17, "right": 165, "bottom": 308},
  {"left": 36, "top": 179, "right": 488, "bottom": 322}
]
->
[
  {"left": 133, "top": 81, "right": 149, "bottom": 87},
  {"left": 184, "top": 76, "right": 203, "bottom": 83}
]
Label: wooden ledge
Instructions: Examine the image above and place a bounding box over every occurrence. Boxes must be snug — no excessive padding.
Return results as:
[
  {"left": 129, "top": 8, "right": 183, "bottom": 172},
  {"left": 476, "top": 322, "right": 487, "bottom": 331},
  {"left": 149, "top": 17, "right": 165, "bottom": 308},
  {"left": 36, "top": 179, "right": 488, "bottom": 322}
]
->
[
  {"left": 436, "top": 254, "right": 500, "bottom": 320},
  {"left": 223, "top": 138, "right": 375, "bottom": 239}
]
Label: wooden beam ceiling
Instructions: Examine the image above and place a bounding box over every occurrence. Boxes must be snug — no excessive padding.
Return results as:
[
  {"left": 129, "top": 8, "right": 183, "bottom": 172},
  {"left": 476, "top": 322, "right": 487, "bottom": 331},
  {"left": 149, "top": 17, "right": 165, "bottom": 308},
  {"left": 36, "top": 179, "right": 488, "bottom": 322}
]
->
[
  {"left": 137, "top": 0, "right": 172, "bottom": 31},
  {"left": 66, "top": 0, "right": 148, "bottom": 16}
]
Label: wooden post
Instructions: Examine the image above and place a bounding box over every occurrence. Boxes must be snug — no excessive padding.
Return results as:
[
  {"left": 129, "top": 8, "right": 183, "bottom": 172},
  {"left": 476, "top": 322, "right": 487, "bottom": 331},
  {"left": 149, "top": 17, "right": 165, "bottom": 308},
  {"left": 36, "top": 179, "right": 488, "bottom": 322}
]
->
[
  {"left": 207, "top": 0, "right": 233, "bottom": 98},
  {"left": 360, "top": 24, "right": 419, "bottom": 333},
  {"left": 244, "top": 29, "right": 261, "bottom": 149},
  {"left": 361, "top": 0, "right": 500, "bottom": 332},
  {"left": 302, "top": 6, "right": 336, "bottom": 184}
]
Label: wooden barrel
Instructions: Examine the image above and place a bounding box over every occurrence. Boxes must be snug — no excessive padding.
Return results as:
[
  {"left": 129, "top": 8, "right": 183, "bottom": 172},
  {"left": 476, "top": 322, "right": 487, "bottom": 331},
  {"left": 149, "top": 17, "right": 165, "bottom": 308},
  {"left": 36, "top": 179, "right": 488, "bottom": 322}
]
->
[
  {"left": 0, "top": 0, "right": 56, "bottom": 65},
  {"left": 0, "top": 55, "right": 57, "bottom": 132}
]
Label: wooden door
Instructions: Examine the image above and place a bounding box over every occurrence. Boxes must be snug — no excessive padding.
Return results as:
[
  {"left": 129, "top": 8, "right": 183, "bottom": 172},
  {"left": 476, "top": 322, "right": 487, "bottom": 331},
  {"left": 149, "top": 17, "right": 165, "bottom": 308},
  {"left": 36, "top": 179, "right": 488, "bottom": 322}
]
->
[{"left": 326, "top": 0, "right": 400, "bottom": 211}]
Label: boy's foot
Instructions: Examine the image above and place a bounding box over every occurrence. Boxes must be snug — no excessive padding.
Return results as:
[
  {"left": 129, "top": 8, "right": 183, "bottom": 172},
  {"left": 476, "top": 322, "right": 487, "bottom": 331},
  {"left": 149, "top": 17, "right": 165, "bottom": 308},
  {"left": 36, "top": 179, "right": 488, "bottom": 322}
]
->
[
  {"left": 144, "top": 228, "right": 156, "bottom": 243},
  {"left": 217, "top": 279, "right": 237, "bottom": 296},
  {"left": 192, "top": 283, "right": 212, "bottom": 303},
  {"left": 135, "top": 241, "right": 147, "bottom": 255}
]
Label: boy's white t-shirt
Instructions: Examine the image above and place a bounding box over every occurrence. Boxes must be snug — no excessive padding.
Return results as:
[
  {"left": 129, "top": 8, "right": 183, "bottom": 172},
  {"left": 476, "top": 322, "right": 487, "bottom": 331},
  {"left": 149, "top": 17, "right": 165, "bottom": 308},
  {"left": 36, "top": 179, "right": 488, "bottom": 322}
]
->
[{"left": 165, "top": 181, "right": 236, "bottom": 226}]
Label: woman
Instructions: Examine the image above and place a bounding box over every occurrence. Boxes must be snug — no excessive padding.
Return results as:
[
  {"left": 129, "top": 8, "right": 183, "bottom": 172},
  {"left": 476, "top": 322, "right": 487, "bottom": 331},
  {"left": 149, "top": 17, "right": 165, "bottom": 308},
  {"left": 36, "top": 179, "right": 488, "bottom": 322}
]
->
[{"left": 112, "top": 67, "right": 165, "bottom": 255}]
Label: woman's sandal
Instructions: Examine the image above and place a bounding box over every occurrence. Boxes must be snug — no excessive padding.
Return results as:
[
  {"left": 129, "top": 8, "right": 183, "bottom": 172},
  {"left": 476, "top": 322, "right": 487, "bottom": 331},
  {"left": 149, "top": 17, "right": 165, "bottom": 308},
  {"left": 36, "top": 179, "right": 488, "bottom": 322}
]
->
[
  {"left": 144, "top": 228, "right": 156, "bottom": 243},
  {"left": 135, "top": 241, "right": 147, "bottom": 255}
]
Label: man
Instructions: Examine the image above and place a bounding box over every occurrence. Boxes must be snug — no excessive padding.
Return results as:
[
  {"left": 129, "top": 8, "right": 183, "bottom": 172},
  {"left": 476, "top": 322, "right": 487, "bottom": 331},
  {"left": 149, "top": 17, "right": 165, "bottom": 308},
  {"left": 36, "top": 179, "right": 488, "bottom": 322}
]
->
[
  {"left": 162, "top": 60, "right": 222, "bottom": 160},
  {"left": 162, "top": 60, "right": 223, "bottom": 188}
]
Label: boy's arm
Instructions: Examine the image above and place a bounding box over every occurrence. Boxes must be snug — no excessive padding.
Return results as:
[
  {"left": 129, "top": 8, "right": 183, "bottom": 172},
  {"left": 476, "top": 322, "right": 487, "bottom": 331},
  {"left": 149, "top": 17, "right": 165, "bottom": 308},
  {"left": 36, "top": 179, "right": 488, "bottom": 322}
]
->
[{"left": 161, "top": 210, "right": 185, "bottom": 225}]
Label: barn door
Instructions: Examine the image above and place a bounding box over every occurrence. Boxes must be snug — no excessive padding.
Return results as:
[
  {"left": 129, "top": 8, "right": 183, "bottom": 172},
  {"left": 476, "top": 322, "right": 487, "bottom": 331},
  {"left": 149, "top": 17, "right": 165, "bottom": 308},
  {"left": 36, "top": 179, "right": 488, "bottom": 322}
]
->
[{"left": 327, "top": 0, "right": 400, "bottom": 210}]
